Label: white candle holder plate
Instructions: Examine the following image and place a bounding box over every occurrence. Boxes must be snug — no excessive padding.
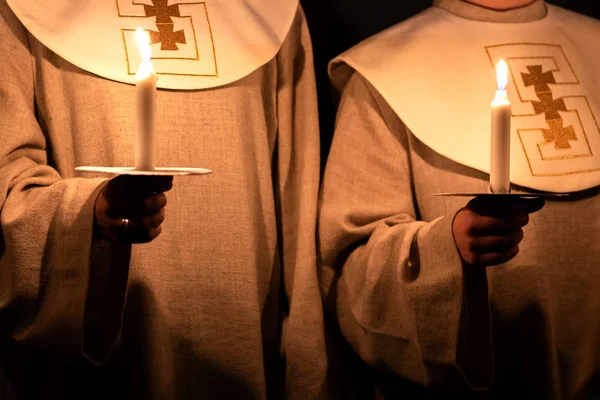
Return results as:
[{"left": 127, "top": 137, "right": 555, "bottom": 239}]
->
[
  {"left": 75, "top": 166, "right": 212, "bottom": 176},
  {"left": 433, "top": 192, "right": 568, "bottom": 198}
]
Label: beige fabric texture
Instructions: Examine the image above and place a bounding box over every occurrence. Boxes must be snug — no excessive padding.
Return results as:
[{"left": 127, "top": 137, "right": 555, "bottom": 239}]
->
[
  {"left": 0, "top": 2, "right": 331, "bottom": 399},
  {"left": 319, "top": 55, "right": 600, "bottom": 400}
]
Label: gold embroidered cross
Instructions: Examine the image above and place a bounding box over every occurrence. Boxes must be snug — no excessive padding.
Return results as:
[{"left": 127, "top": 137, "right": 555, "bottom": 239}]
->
[
  {"left": 521, "top": 65, "right": 577, "bottom": 150},
  {"left": 522, "top": 65, "right": 555, "bottom": 93},
  {"left": 531, "top": 93, "right": 567, "bottom": 120},
  {"left": 144, "top": 0, "right": 186, "bottom": 51},
  {"left": 542, "top": 119, "right": 577, "bottom": 150}
]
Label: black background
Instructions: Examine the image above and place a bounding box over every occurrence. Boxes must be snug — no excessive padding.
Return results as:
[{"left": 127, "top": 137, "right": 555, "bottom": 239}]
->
[{"left": 299, "top": 0, "right": 600, "bottom": 166}]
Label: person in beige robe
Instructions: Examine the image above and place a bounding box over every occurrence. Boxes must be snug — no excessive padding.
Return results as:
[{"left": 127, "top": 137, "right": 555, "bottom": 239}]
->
[
  {"left": 319, "top": 0, "right": 600, "bottom": 398},
  {"left": 0, "top": 0, "right": 332, "bottom": 398}
]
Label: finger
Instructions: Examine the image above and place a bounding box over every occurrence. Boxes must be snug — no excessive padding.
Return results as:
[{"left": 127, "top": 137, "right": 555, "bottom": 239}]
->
[
  {"left": 100, "top": 215, "right": 130, "bottom": 233},
  {"left": 139, "top": 208, "right": 166, "bottom": 229},
  {"left": 468, "top": 195, "right": 545, "bottom": 216},
  {"left": 467, "top": 196, "right": 521, "bottom": 216},
  {"left": 103, "top": 175, "right": 139, "bottom": 198},
  {"left": 516, "top": 197, "right": 545, "bottom": 214},
  {"left": 117, "top": 218, "right": 164, "bottom": 243},
  {"left": 129, "top": 225, "right": 162, "bottom": 244},
  {"left": 512, "top": 213, "right": 529, "bottom": 228},
  {"left": 477, "top": 246, "right": 520, "bottom": 267},
  {"left": 143, "top": 193, "right": 167, "bottom": 214},
  {"left": 470, "top": 230, "right": 524, "bottom": 253},
  {"left": 105, "top": 202, "right": 143, "bottom": 220},
  {"left": 467, "top": 214, "right": 518, "bottom": 236},
  {"left": 95, "top": 216, "right": 132, "bottom": 242},
  {"left": 466, "top": 210, "right": 530, "bottom": 234},
  {"left": 122, "top": 209, "right": 165, "bottom": 232},
  {"left": 105, "top": 203, "right": 125, "bottom": 220},
  {"left": 104, "top": 175, "right": 173, "bottom": 200},
  {"left": 145, "top": 226, "right": 163, "bottom": 243},
  {"left": 133, "top": 176, "right": 173, "bottom": 195},
  {"left": 105, "top": 193, "right": 167, "bottom": 218}
]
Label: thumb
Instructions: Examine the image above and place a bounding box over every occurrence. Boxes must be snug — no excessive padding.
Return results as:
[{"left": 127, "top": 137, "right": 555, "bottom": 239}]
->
[{"left": 517, "top": 197, "right": 545, "bottom": 214}]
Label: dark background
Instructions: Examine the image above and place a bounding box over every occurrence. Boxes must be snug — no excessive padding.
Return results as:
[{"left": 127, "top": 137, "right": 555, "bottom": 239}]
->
[{"left": 299, "top": 0, "right": 600, "bottom": 167}]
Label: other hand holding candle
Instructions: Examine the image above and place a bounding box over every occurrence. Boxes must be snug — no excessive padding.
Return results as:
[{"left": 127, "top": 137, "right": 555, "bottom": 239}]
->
[
  {"left": 94, "top": 174, "right": 173, "bottom": 243},
  {"left": 452, "top": 196, "right": 545, "bottom": 266}
]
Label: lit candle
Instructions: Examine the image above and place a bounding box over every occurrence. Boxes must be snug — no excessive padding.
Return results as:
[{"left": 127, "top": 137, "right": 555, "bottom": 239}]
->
[
  {"left": 490, "top": 59, "right": 511, "bottom": 194},
  {"left": 135, "top": 28, "right": 157, "bottom": 171}
]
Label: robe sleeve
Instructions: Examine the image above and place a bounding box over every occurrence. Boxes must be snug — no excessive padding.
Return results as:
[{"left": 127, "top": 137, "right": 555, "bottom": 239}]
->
[
  {"left": 274, "top": 6, "right": 330, "bottom": 399},
  {"left": 0, "top": 2, "right": 128, "bottom": 363},
  {"left": 318, "top": 72, "right": 493, "bottom": 389}
]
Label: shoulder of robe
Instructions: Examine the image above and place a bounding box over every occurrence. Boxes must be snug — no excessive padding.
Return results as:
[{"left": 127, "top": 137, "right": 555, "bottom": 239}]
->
[
  {"left": 276, "top": 3, "right": 312, "bottom": 66},
  {"left": 329, "top": 5, "right": 600, "bottom": 193},
  {"left": 328, "top": 7, "right": 448, "bottom": 95},
  {"left": 1, "top": 0, "right": 27, "bottom": 42},
  {"left": 6, "top": 0, "right": 300, "bottom": 90}
]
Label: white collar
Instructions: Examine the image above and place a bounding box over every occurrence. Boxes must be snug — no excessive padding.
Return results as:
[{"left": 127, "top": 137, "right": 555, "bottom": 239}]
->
[
  {"left": 330, "top": 5, "right": 600, "bottom": 193},
  {"left": 8, "top": 0, "right": 299, "bottom": 90}
]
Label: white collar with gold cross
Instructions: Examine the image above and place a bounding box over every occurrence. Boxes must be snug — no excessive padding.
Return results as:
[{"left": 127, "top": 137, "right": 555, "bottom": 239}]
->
[{"left": 7, "top": 0, "right": 299, "bottom": 90}]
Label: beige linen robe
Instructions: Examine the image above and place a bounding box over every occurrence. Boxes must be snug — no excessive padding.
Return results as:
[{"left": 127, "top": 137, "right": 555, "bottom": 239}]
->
[
  {"left": 319, "top": 2, "right": 600, "bottom": 399},
  {"left": 0, "top": 2, "right": 329, "bottom": 399}
]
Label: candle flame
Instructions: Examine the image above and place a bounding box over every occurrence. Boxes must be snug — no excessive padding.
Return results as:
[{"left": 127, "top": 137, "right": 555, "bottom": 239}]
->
[
  {"left": 135, "top": 28, "right": 152, "bottom": 63},
  {"left": 496, "top": 59, "right": 508, "bottom": 91}
]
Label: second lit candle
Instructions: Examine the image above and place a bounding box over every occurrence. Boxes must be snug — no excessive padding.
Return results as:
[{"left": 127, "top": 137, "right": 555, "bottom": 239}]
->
[
  {"left": 135, "top": 28, "right": 157, "bottom": 171},
  {"left": 490, "top": 59, "right": 511, "bottom": 194}
]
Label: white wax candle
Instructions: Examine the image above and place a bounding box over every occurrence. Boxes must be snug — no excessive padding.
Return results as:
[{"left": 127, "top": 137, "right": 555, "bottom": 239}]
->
[
  {"left": 135, "top": 28, "right": 157, "bottom": 171},
  {"left": 490, "top": 59, "right": 511, "bottom": 194}
]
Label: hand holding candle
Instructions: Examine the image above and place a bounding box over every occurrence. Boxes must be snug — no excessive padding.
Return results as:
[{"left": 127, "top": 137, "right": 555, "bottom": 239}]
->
[
  {"left": 135, "top": 28, "right": 157, "bottom": 171},
  {"left": 490, "top": 59, "right": 511, "bottom": 194}
]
